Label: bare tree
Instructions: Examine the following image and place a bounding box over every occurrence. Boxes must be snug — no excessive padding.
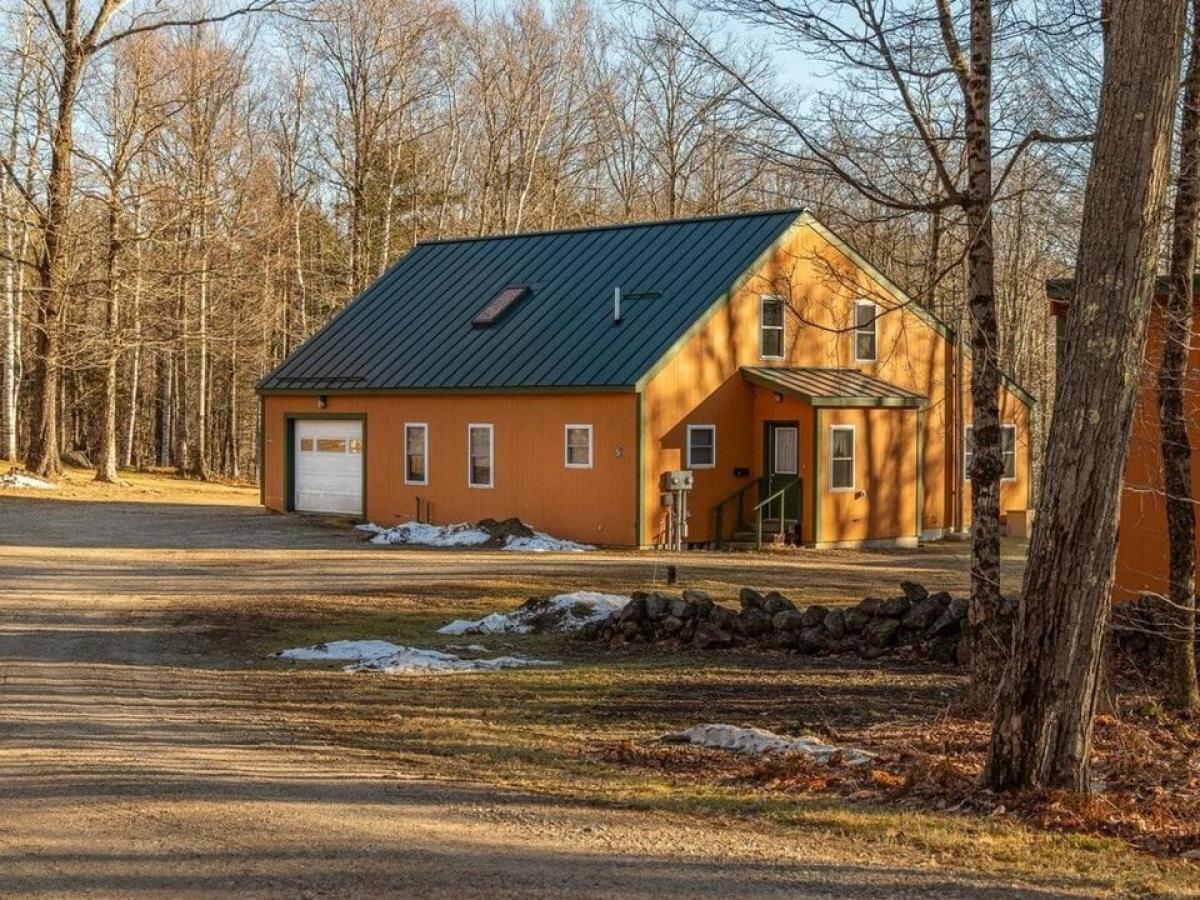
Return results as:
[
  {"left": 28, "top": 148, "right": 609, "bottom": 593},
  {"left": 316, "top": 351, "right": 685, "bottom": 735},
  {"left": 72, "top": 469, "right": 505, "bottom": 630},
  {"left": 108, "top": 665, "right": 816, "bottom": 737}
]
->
[
  {"left": 1157, "top": 0, "right": 1200, "bottom": 714},
  {"left": 77, "top": 35, "right": 166, "bottom": 481},
  {"left": 987, "top": 0, "right": 1188, "bottom": 791},
  {"left": 0, "top": 10, "right": 38, "bottom": 463},
  {"left": 0, "top": 0, "right": 278, "bottom": 479},
  {"left": 647, "top": 0, "right": 1090, "bottom": 709}
]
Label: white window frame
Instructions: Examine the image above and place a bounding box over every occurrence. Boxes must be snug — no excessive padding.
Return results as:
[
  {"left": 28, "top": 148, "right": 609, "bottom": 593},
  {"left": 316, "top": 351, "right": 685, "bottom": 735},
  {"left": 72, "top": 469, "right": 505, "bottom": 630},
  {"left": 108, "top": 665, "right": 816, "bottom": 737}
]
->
[
  {"left": 853, "top": 299, "right": 878, "bottom": 363},
  {"left": 467, "top": 423, "right": 494, "bottom": 489},
  {"left": 404, "top": 422, "right": 428, "bottom": 486},
  {"left": 829, "top": 424, "right": 856, "bottom": 493},
  {"left": 564, "top": 424, "right": 593, "bottom": 469},
  {"left": 963, "top": 423, "right": 1018, "bottom": 482},
  {"left": 759, "top": 294, "right": 785, "bottom": 360},
  {"left": 686, "top": 424, "right": 717, "bottom": 469}
]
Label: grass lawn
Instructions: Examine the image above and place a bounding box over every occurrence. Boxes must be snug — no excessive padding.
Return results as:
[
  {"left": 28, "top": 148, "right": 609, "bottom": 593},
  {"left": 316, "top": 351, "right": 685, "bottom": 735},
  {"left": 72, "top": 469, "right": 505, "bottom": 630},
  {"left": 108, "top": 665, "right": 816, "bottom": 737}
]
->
[
  {"left": 192, "top": 586, "right": 1200, "bottom": 899},
  {"left": 5, "top": 463, "right": 1194, "bottom": 894}
]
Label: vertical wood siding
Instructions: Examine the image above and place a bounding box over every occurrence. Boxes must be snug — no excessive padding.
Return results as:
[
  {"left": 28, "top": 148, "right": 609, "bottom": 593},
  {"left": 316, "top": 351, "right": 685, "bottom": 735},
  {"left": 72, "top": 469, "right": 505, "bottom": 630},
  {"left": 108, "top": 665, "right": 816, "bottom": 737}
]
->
[
  {"left": 640, "top": 222, "right": 1032, "bottom": 546},
  {"left": 263, "top": 392, "right": 638, "bottom": 546}
]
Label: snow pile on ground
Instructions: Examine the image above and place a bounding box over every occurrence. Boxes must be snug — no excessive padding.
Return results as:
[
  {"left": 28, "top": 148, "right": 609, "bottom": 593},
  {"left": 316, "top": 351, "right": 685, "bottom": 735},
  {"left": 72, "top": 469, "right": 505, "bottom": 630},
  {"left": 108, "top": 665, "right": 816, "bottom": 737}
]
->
[
  {"left": 357, "top": 518, "right": 593, "bottom": 552},
  {"left": 276, "top": 639, "right": 405, "bottom": 661},
  {"left": 0, "top": 471, "right": 55, "bottom": 490},
  {"left": 273, "top": 639, "right": 558, "bottom": 675},
  {"left": 503, "top": 533, "right": 593, "bottom": 552},
  {"left": 438, "top": 591, "right": 630, "bottom": 636},
  {"left": 357, "top": 521, "right": 491, "bottom": 547},
  {"left": 667, "top": 724, "right": 876, "bottom": 766}
]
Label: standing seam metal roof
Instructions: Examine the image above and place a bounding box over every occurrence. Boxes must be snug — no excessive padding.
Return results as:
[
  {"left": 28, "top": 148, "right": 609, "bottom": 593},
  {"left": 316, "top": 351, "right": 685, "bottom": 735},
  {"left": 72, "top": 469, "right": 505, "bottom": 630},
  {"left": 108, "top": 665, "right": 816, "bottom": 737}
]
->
[
  {"left": 742, "top": 366, "right": 927, "bottom": 407},
  {"left": 259, "top": 209, "right": 804, "bottom": 391}
]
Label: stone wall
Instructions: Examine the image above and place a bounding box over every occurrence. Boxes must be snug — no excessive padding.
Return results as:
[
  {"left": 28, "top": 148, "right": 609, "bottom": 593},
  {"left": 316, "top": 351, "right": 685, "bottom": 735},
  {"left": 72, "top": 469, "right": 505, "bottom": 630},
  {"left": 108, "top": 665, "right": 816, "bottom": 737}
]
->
[{"left": 577, "top": 581, "right": 970, "bottom": 662}]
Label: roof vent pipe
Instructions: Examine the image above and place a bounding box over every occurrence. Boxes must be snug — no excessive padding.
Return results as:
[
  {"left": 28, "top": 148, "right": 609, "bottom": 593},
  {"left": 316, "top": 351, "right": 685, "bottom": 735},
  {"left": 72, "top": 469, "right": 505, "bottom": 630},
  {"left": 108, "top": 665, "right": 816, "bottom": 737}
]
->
[{"left": 613, "top": 286, "right": 622, "bottom": 324}]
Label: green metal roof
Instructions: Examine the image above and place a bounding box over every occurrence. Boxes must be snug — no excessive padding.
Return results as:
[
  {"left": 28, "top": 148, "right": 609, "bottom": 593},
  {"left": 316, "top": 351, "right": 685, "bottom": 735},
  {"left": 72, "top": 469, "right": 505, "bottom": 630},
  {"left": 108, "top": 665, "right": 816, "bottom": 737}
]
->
[
  {"left": 259, "top": 209, "right": 804, "bottom": 392},
  {"left": 743, "top": 366, "right": 927, "bottom": 408}
]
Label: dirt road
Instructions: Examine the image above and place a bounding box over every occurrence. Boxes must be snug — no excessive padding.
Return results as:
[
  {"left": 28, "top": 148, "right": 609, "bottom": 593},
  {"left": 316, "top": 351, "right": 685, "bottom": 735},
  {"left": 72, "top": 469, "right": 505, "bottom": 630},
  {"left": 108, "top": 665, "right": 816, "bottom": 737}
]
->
[{"left": 0, "top": 492, "right": 1088, "bottom": 898}]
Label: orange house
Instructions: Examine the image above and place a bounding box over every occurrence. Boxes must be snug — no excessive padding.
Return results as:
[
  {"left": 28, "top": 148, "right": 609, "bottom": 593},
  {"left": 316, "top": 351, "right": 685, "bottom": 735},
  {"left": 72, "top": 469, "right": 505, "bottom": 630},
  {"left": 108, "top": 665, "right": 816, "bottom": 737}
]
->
[
  {"left": 258, "top": 209, "right": 1034, "bottom": 549},
  {"left": 1049, "top": 278, "right": 1200, "bottom": 601}
]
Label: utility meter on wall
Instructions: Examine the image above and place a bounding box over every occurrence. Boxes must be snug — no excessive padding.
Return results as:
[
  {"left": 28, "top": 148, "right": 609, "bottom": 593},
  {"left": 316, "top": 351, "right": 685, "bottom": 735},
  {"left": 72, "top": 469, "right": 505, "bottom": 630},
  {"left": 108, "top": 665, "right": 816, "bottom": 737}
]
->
[{"left": 665, "top": 470, "right": 694, "bottom": 491}]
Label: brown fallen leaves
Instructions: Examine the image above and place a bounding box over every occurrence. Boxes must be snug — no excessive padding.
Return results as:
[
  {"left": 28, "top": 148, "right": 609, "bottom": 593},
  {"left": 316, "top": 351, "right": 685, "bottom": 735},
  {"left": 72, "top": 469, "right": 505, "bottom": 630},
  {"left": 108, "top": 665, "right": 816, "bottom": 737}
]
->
[{"left": 594, "top": 694, "right": 1199, "bottom": 856}]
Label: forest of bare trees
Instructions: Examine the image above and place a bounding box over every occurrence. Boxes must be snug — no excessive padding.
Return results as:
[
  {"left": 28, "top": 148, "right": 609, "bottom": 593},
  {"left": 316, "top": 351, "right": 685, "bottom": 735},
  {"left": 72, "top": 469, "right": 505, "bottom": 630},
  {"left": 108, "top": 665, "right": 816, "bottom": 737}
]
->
[{"left": 0, "top": 0, "right": 1080, "bottom": 485}]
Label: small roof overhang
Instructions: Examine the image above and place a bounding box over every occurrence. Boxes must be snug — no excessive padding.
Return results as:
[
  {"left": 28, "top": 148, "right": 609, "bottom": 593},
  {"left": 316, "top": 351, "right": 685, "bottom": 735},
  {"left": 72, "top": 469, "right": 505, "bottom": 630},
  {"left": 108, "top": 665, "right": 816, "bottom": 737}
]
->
[{"left": 742, "top": 366, "right": 927, "bottom": 409}]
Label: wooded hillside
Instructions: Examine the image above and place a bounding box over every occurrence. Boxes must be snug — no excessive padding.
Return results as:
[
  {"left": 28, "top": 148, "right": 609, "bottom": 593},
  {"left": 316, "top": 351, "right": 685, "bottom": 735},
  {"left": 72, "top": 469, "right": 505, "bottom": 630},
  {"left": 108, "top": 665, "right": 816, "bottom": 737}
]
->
[{"left": 0, "top": 0, "right": 1087, "bottom": 481}]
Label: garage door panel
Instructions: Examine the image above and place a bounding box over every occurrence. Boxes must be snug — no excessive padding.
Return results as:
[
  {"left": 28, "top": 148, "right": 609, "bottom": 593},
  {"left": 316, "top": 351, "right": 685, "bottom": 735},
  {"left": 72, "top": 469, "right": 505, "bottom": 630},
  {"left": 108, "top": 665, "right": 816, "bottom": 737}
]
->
[{"left": 294, "top": 420, "right": 363, "bottom": 515}]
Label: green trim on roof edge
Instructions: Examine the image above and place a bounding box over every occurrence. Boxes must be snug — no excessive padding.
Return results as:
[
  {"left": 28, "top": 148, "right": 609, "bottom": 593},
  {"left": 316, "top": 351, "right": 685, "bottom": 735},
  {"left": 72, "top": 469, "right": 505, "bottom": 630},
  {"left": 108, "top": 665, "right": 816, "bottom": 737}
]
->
[{"left": 1046, "top": 274, "right": 1200, "bottom": 300}]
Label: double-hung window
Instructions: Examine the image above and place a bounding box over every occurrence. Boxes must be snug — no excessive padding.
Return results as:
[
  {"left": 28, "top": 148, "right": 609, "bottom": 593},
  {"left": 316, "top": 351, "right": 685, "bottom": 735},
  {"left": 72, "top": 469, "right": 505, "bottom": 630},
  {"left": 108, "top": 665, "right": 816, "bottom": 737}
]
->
[
  {"left": 565, "top": 424, "right": 593, "bottom": 468},
  {"left": 853, "top": 300, "right": 877, "bottom": 362},
  {"left": 830, "top": 425, "right": 855, "bottom": 491},
  {"left": 468, "top": 424, "right": 493, "bottom": 488},
  {"left": 686, "top": 425, "right": 716, "bottom": 469},
  {"left": 963, "top": 424, "right": 1017, "bottom": 480},
  {"left": 760, "top": 295, "right": 785, "bottom": 359},
  {"left": 405, "top": 423, "right": 428, "bottom": 485}
]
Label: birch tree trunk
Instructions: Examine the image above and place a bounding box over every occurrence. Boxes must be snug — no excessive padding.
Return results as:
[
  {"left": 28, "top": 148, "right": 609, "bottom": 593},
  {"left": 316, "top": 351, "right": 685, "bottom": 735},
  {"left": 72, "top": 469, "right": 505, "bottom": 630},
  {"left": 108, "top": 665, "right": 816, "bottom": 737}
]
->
[
  {"left": 1158, "top": 0, "right": 1200, "bottom": 714},
  {"left": 1, "top": 179, "right": 16, "bottom": 462},
  {"left": 963, "top": 0, "right": 1006, "bottom": 711},
  {"left": 95, "top": 198, "right": 121, "bottom": 482},
  {"left": 987, "top": 0, "right": 1188, "bottom": 791},
  {"left": 123, "top": 200, "right": 143, "bottom": 470}
]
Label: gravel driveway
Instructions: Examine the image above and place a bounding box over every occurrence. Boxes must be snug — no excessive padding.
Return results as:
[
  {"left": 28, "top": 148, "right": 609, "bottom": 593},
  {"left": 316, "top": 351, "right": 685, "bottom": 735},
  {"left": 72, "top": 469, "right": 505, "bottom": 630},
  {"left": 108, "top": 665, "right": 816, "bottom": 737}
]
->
[{"left": 0, "top": 493, "right": 1074, "bottom": 899}]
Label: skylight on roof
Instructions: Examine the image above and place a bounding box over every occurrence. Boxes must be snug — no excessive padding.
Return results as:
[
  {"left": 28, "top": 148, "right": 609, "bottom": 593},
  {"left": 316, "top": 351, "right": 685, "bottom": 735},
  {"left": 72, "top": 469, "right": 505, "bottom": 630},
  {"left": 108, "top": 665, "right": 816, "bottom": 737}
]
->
[{"left": 473, "top": 285, "right": 530, "bottom": 327}]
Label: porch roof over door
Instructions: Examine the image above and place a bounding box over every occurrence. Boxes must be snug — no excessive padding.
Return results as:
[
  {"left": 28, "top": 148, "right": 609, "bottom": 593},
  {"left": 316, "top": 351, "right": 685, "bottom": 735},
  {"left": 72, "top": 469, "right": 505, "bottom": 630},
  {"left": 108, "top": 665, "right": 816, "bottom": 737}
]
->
[{"left": 742, "top": 366, "right": 926, "bottom": 408}]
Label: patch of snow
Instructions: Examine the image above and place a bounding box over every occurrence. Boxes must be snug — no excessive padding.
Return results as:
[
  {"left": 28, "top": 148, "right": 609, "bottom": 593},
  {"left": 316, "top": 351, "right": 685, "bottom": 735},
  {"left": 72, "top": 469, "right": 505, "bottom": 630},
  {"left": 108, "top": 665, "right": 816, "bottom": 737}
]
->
[
  {"left": 504, "top": 532, "right": 594, "bottom": 552},
  {"left": 274, "top": 639, "right": 404, "bottom": 661},
  {"left": 350, "top": 648, "right": 558, "bottom": 675},
  {"left": 437, "top": 591, "right": 630, "bottom": 636},
  {"left": 358, "top": 520, "right": 594, "bottom": 552},
  {"left": 365, "top": 521, "right": 492, "bottom": 547},
  {"left": 439, "top": 613, "right": 519, "bottom": 636},
  {"left": 670, "top": 724, "right": 876, "bottom": 766},
  {"left": 272, "top": 639, "right": 557, "bottom": 675},
  {"left": 0, "top": 471, "right": 55, "bottom": 490}
]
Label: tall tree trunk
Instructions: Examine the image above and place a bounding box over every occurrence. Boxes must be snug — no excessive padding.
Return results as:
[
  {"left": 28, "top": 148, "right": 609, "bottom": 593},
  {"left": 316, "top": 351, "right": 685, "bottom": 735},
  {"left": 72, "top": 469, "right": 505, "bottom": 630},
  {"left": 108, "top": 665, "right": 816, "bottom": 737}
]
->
[
  {"left": 227, "top": 340, "right": 238, "bottom": 479},
  {"left": 1159, "top": 0, "right": 1200, "bottom": 714},
  {"left": 123, "top": 201, "right": 143, "bottom": 470},
  {"left": 190, "top": 202, "right": 210, "bottom": 480},
  {"left": 95, "top": 199, "right": 121, "bottom": 482},
  {"left": 292, "top": 196, "right": 306, "bottom": 342},
  {"left": 963, "top": 0, "right": 1006, "bottom": 712},
  {"left": 156, "top": 349, "right": 172, "bottom": 468},
  {"left": 174, "top": 266, "right": 191, "bottom": 473},
  {"left": 987, "top": 0, "right": 1188, "bottom": 791},
  {"left": 1, "top": 181, "right": 16, "bottom": 462},
  {"left": 27, "top": 49, "right": 85, "bottom": 479}
]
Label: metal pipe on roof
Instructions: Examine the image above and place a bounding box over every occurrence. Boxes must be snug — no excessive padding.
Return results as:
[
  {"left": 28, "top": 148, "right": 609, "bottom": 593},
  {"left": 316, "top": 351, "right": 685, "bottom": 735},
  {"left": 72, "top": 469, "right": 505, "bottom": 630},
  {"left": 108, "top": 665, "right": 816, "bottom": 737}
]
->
[{"left": 614, "top": 286, "right": 622, "bottom": 324}]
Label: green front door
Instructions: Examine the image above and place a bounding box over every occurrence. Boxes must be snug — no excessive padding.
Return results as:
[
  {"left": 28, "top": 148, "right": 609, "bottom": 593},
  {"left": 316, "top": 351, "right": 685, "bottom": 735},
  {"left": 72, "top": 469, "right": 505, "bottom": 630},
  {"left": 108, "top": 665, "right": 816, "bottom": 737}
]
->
[{"left": 763, "top": 421, "right": 801, "bottom": 528}]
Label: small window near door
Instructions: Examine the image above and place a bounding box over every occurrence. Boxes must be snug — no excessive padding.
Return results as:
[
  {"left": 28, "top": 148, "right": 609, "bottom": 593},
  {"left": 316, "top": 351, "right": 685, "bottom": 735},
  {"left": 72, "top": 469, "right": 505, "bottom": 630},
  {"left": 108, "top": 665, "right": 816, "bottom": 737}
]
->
[
  {"left": 686, "top": 425, "right": 716, "bottom": 469},
  {"left": 854, "top": 300, "right": 877, "bottom": 362},
  {"left": 565, "top": 424, "right": 593, "bottom": 468},
  {"left": 1003, "top": 425, "right": 1017, "bottom": 479},
  {"left": 963, "top": 424, "right": 1017, "bottom": 480},
  {"left": 773, "top": 426, "right": 798, "bottom": 475},
  {"left": 316, "top": 438, "right": 347, "bottom": 453},
  {"left": 468, "top": 423, "right": 493, "bottom": 488},
  {"left": 299, "top": 438, "right": 314, "bottom": 452},
  {"left": 348, "top": 439, "right": 362, "bottom": 454},
  {"left": 760, "top": 295, "right": 785, "bottom": 359},
  {"left": 405, "top": 423, "right": 428, "bottom": 485},
  {"left": 830, "top": 425, "right": 855, "bottom": 491}
]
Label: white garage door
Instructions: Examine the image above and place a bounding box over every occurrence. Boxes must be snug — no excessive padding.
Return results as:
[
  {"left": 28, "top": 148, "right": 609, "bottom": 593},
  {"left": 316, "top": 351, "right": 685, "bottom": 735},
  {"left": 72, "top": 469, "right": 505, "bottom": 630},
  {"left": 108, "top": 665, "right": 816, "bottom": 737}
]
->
[{"left": 294, "top": 419, "right": 363, "bottom": 516}]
